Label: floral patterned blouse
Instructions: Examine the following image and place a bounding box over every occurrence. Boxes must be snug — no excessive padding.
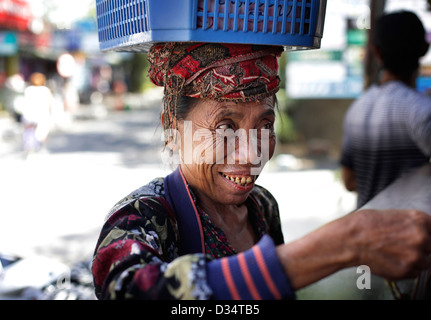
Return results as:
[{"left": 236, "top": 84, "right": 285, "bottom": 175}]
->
[{"left": 91, "top": 167, "right": 295, "bottom": 300}]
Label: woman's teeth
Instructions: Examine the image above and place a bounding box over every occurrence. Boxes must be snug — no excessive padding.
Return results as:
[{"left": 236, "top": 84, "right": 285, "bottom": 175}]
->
[{"left": 223, "top": 174, "right": 253, "bottom": 186}]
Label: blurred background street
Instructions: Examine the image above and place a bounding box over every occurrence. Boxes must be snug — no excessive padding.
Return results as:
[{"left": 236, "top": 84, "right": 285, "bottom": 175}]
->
[
  {"left": 0, "top": 88, "right": 356, "bottom": 263},
  {"left": 0, "top": 0, "right": 430, "bottom": 300}
]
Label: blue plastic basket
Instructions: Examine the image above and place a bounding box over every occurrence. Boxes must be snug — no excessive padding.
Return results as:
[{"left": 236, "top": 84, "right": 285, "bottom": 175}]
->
[{"left": 96, "top": 0, "right": 327, "bottom": 52}]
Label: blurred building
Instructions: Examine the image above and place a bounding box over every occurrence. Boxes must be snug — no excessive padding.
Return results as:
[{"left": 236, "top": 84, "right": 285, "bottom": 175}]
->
[
  {"left": 0, "top": 0, "right": 133, "bottom": 113},
  {"left": 0, "top": 0, "right": 33, "bottom": 77}
]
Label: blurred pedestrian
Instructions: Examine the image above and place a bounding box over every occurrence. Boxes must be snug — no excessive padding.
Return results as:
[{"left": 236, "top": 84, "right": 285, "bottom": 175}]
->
[
  {"left": 21, "top": 72, "right": 53, "bottom": 156},
  {"left": 340, "top": 10, "right": 431, "bottom": 208},
  {"left": 63, "top": 78, "right": 80, "bottom": 114},
  {"left": 112, "top": 80, "right": 127, "bottom": 111}
]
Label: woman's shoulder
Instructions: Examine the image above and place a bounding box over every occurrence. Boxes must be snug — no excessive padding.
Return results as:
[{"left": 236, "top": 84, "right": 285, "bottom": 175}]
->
[
  {"left": 250, "top": 184, "right": 279, "bottom": 213},
  {"left": 251, "top": 183, "right": 277, "bottom": 199},
  {"left": 251, "top": 184, "right": 284, "bottom": 244},
  {"left": 105, "top": 177, "right": 167, "bottom": 221}
]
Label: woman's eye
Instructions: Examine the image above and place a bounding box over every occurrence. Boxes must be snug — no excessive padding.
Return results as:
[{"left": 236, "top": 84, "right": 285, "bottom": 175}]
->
[
  {"left": 263, "top": 122, "right": 274, "bottom": 131},
  {"left": 217, "top": 123, "right": 233, "bottom": 130}
]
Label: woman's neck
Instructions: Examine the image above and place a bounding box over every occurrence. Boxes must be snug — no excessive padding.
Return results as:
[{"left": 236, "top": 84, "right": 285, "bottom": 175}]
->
[
  {"left": 193, "top": 188, "right": 257, "bottom": 252},
  {"left": 194, "top": 188, "right": 248, "bottom": 229}
]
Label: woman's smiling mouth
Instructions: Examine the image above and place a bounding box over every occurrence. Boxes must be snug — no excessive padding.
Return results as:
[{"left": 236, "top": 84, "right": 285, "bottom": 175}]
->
[{"left": 220, "top": 173, "right": 255, "bottom": 187}]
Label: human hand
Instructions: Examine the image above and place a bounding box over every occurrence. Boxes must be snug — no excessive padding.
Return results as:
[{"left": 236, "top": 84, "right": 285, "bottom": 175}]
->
[
  {"left": 276, "top": 208, "right": 431, "bottom": 290},
  {"left": 351, "top": 209, "right": 431, "bottom": 280}
]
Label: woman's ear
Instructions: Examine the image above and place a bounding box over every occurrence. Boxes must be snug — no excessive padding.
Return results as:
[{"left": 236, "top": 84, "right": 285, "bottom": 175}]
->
[
  {"left": 167, "top": 131, "right": 180, "bottom": 151},
  {"left": 162, "top": 113, "right": 181, "bottom": 151}
]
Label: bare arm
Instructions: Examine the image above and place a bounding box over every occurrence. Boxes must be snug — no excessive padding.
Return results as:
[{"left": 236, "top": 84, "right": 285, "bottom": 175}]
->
[{"left": 276, "top": 209, "right": 431, "bottom": 290}]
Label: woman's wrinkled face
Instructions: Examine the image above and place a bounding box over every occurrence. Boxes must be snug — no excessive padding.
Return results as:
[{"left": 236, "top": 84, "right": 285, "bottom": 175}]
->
[{"left": 177, "top": 96, "right": 276, "bottom": 206}]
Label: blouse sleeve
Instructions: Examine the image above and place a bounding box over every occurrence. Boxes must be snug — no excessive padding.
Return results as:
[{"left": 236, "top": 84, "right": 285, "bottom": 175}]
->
[
  {"left": 92, "top": 196, "right": 295, "bottom": 300},
  {"left": 207, "top": 235, "right": 295, "bottom": 299}
]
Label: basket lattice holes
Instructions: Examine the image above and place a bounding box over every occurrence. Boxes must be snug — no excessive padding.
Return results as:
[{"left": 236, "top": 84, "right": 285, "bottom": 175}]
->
[{"left": 196, "top": 0, "right": 312, "bottom": 35}]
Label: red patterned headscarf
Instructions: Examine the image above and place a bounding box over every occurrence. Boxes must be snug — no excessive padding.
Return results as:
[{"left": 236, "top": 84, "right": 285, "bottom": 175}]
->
[{"left": 147, "top": 42, "right": 283, "bottom": 130}]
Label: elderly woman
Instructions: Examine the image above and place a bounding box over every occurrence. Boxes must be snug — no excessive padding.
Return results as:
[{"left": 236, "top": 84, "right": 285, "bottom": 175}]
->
[{"left": 91, "top": 42, "right": 431, "bottom": 300}]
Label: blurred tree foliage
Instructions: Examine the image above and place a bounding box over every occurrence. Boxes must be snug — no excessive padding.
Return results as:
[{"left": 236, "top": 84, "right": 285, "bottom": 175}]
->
[
  {"left": 276, "top": 89, "right": 297, "bottom": 143},
  {"left": 125, "top": 53, "right": 150, "bottom": 93},
  {"left": 275, "top": 52, "right": 297, "bottom": 143}
]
